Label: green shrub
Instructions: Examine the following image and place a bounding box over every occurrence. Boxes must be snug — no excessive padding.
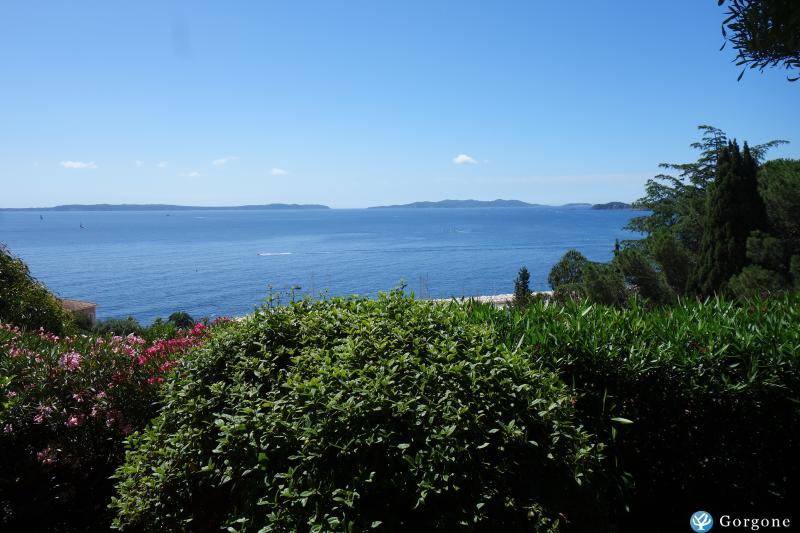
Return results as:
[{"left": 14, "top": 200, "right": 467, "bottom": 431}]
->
[
  {"left": 0, "top": 244, "right": 72, "bottom": 335},
  {"left": 551, "top": 282, "right": 586, "bottom": 305},
  {"left": 466, "top": 296, "right": 800, "bottom": 531},
  {"left": 111, "top": 292, "right": 601, "bottom": 532},
  {"left": 91, "top": 316, "right": 144, "bottom": 337}
]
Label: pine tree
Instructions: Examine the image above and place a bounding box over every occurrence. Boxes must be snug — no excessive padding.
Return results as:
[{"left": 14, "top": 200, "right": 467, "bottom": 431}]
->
[{"left": 691, "top": 141, "right": 768, "bottom": 295}]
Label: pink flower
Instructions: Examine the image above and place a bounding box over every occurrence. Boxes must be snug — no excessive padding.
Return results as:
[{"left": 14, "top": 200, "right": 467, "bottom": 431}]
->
[
  {"left": 72, "top": 393, "right": 84, "bottom": 403},
  {"left": 6, "top": 390, "right": 17, "bottom": 398},
  {"left": 3, "top": 423, "right": 13, "bottom": 434},
  {"left": 33, "top": 405, "right": 53, "bottom": 424},
  {"left": 95, "top": 391, "right": 107, "bottom": 400},
  {"left": 64, "top": 415, "right": 84, "bottom": 428},
  {"left": 59, "top": 351, "right": 82, "bottom": 371},
  {"left": 36, "top": 447, "right": 54, "bottom": 465}
]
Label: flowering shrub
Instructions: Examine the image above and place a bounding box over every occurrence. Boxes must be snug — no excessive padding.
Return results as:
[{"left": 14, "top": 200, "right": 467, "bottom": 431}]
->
[{"left": 0, "top": 320, "right": 220, "bottom": 531}]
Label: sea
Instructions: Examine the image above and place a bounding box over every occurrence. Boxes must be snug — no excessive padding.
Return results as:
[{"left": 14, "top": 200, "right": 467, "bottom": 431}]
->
[{"left": 0, "top": 207, "right": 640, "bottom": 323}]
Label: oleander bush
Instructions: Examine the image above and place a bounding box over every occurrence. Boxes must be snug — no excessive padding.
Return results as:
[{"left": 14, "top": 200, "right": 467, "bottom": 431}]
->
[
  {"left": 0, "top": 321, "right": 215, "bottom": 532},
  {"left": 111, "top": 292, "right": 602, "bottom": 532},
  {"left": 466, "top": 295, "right": 800, "bottom": 531}
]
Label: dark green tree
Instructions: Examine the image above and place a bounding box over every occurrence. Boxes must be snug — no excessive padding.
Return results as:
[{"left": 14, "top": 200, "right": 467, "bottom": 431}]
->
[
  {"left": 758, "top": 158, "right": 800, "bottom": 252},
  {"left": 548, "top": 250, "right": 588, "bottom": 289},
  {"left": 168, "top": 311, "right": 195, "bottom": 329},
  {"left": 613, "top": 248, "right": 675, "bottom": 305},
  {"left": 512, "top": 266, "right": 531, "bottom": 309},
  {"left": 728, "top": 265, "right": 787, "bottom": 298},
  {"left": 691, "top": 141, "right": 769, "bottom": 295},
  {"left": 582, "top": 263, "right": 627, "bottom": 306},
  {"left": 718, "top": 0, "right": 800, "bottom": 81},
  {"left": 627, "top": 125, "right": 784, "bottom": 254},
  {"left": 647, "top": 230, "right": 694, "bottom": 293}
]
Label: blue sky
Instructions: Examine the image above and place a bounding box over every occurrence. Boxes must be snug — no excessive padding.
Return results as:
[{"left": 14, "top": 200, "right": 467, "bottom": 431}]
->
[{"left": 1, "top": 0, "right": 798, "bottom": 208}]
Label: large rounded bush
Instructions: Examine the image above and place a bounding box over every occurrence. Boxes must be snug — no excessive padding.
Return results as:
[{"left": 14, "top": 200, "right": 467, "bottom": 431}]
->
[{"left": 111, "top": 293, "right": 600, "bottom": 532}]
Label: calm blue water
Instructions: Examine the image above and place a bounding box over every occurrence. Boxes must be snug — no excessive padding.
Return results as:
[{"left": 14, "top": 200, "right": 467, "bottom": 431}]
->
[{"left": 0, "top": 208, "right": 639, "bottom": 322}]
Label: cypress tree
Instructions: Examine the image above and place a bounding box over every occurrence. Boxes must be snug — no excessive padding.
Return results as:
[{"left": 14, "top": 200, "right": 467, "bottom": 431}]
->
[
  {"left": 512, "top": 266, "right": 531, "bottom": 309},
  {"left": 691, "top": 141, "right": 768, "bottom": 295}
]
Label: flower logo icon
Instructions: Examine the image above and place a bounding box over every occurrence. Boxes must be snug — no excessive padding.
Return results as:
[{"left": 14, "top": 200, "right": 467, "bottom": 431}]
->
[{"left": 691, "top": 511, "right": 714, "bottom": 532}]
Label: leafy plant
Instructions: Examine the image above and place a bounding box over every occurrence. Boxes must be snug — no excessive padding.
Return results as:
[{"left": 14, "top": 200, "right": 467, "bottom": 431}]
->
[
  {"left": 111, "top": 292, "right": 601, "bottom": 532},
  {"left": 0, "top": 244, "right": 73, "bottom": 335},
  {"left": 465, "top": 295, "right": 800, "bottom": 531}
]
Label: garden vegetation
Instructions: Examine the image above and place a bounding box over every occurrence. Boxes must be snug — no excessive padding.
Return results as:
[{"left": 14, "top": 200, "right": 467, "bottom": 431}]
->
[{"left": 0, "top": 124, "right": 798, "bottom": 531}]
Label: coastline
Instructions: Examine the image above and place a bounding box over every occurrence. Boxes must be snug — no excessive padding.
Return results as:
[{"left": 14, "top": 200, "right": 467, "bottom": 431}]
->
[{"left": 428, "top": 292, "right": 553, "bottom": 307}]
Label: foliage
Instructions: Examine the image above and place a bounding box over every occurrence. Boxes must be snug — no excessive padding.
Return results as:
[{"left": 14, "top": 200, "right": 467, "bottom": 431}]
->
[
  {"left": 612, "top": 248, "right": 674, "bottom": 305},
  {"left": 791, "top": 254, "right": 800, "bottom": 288},
  {"left": 758, "top": 158, "right": 800, "bottom": 251},
  {"left": 745, "top": 230, "right": 786, "bottom": 271},
  {"left": 548, "top": 250, "right": 588, "bottom": 290},
  {"left": 582, "top": 263, "right": 627, "bottom": 307},
  {"left": 512, "top": 266, "right": 532, "bottom": 309},
  {"left": 168, "top": 311, "right": 195, "bottom": 329},
  {"left": 465, "top": 295, "right": 800, "bottom": 532},
  {"left": 719, "top": 0, "right": 800, "bottom": 81},
  {"left": 551, "top": 283, "right": 587, "bottom": 305},
  {"left": 691, "top": 141, "right": 768, "bottom": 295},
  {"left": 0, "top": 321, "right": 213, "bottom": 532},
  {"left": 646, "top": 231, "right": 693, "bottom": 293},
  {"left": 91, "top": 317, "right": 145, "bottom": 337},
  {"left": 626, "top": 126, "right": 784, "bottom": 253},
  {"left": 91, "top": 313, "right": 201, "bottom": 342},
  {"left": 727, "top": 264, "right": 787, "bottom": 298},
  {"left": 111, "top": 293, "right": 601, "bottom": 532},
  {"left": 0, "top": 244, "right": 73, "bottom": 335}
]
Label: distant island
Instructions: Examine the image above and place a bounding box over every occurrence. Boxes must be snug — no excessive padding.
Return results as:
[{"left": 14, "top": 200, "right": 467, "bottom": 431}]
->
[
  {"left": 0, "top": 203, "right": 330, "bottom": 211},
  {"left": 369, "top": 199, "right": 549, "bottom": 209},
  {"left": 591, "top": 202, "right": 632, "bottom": 210},
  {"left": 368, "top": 199, "right": 631, "bottom": 209}
]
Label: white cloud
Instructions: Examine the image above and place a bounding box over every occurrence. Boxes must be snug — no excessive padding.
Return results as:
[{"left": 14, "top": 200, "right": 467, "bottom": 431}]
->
[
  {"left": 212, "top": 156, "right": 239, "bottom": 167},
  {"left": 453, "top": 154, "right": 477, "bottom": 165},
  {"left": 271, "top": 167, "right": 287, "bottom": 176},
  {"left": 60, "top": 161, "right": 97, "bottom": 169},
  {"left": 134, "top": 160, "right": 143, "bottom": 167},
  {"left": 181, "top": 171, "right": 201, "bottom": 177},
  {"left": 157, "top": 161, "right": 168, "bottom": 168}
]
